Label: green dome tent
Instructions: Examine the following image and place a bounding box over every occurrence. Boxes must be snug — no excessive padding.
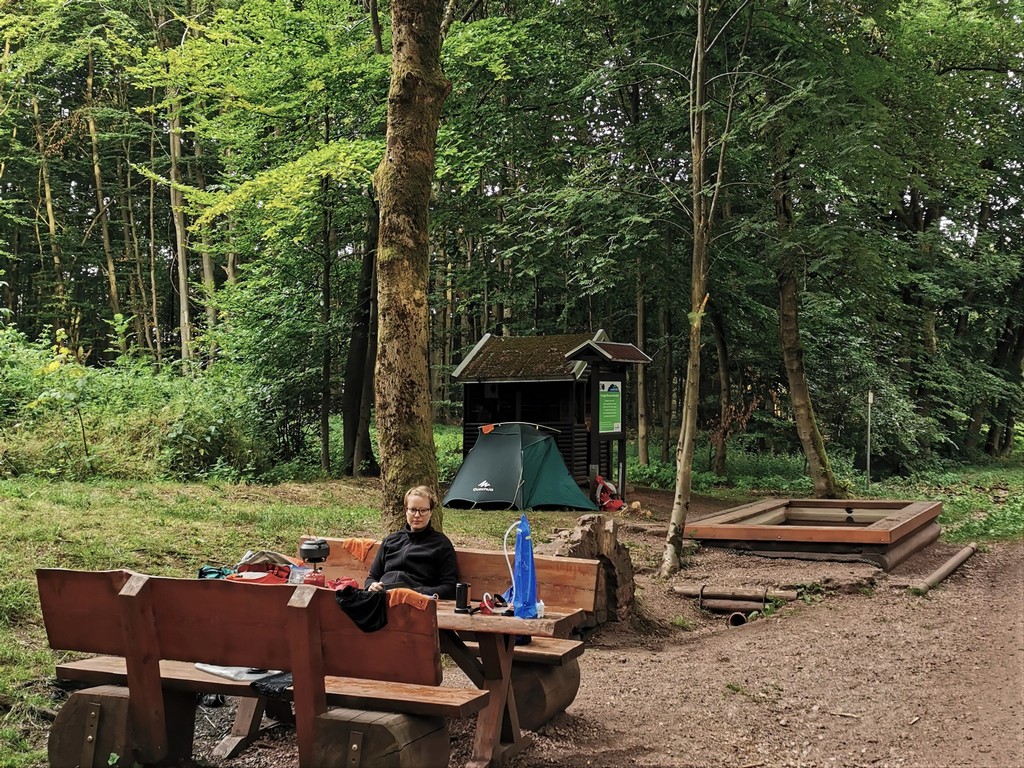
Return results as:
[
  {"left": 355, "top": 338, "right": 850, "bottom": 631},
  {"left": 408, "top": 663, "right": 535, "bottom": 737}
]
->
[{"left": 442, "top": 423, "right": 598, "bottom": 511}]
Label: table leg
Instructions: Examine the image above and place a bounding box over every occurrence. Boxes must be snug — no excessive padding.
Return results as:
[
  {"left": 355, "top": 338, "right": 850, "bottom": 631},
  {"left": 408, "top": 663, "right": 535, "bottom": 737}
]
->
[
  {"left": 211, "top": 696, "right": 266, "bottom": 760},
  {"left": 454, "top": 632, "right": 533, "bottom": 768}
]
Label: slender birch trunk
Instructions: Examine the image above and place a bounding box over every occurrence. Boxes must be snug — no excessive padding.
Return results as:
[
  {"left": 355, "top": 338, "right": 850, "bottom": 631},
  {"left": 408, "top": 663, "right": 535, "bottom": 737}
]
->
[
  {"left": 86, "top": 49, "right": 121, "bottom": 337},
  {"left": 31, "top": 95, "right": 65, "bottom": 309},
  {"left": 660, "top": 0, "right": 749, "bottom": 575},
  {"left": 147, "top": 89, "right": 163, "bottom": 365},
  {"left": 168, "top": 88, "right": 191, "bottom": 364}
]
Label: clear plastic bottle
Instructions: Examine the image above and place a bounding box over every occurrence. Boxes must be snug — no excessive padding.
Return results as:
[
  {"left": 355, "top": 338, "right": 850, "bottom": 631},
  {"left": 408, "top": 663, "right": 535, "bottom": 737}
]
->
[{"left": 535, "top": 599, "right": 545, "bottom": 618}]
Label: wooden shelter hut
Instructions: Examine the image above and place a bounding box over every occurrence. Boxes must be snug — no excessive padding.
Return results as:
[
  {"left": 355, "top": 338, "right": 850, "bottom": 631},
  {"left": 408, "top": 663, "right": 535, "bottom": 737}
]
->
[{"left": 452, "top": 330, "right": 650, "bottom": 494}]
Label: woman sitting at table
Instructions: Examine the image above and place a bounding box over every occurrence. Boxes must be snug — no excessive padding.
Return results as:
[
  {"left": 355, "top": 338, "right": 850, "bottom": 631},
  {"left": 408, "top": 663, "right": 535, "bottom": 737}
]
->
[{"left": 365, "top": 485, "right": 458, "bottom": 599}]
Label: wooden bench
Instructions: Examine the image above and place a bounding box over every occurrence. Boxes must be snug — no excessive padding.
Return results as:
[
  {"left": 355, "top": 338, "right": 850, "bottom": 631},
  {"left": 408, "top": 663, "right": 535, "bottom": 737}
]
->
[
  {"left": 37, "top": 568, "right": 488, "bottom": 768},
  {"left": 309, "top": 536, "right": 602, "bottom": 625},
  {"left": 305, "top": 536, "right": 601, "bottom": 730}
]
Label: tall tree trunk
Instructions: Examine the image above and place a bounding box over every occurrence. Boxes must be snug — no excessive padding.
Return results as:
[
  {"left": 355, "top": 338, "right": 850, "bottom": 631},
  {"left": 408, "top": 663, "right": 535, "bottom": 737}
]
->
[
  {"left": 373, "top": 0, "right": 449, "bottom": 533},
  {"left": 194, "top": 139, "right": 217, "bottom": 334},
  {"left": 660, "top": 0, "right": 748, "bottom": 576},
  {"left": 368, "top": 0, "right": 384, "bottom": 54},
  {"left": 147, "top": 94, "right": 163, "bottom": 366},
  {"left": 660, "top": 306, "right": 673, "bottom": 463},
  {"left": 986, "top": 324, "right": 1024, "bottom": 457},
  {"left": 31, "top": 95, "right": 66, "bottom": 313},
  {"left": 354, "top": 250, "right": 381, "bottom": 478},
  {"left": 778, "top": 269, "right": 842, "bottom": 497},
  {"left": 967, "top": 283, "right": 1023, "bottom": 450},
  {"left": 321, "top": 174, "right": 333, "bottom": 473},
  {"left": 773, "top": 142, "right": 843, "bottom": 498},
  {"left": 118, "top": 157, "right": 149, "bottom": 352},
  {"left": 344, "top": 198, "right": 380, "bottom": 475},
  {"left": 168, "top": 88, "right": 191, "bottom": 364},
  {"left": 710, "top": 302, "right": 730, "bottom": 476},
  {"left": 637, "top": 260, "right": 649, "bottom": 465},
  {"left": 86, "top": 50, "right": 122, "bottom": 339},
  {"left": 661, "top": 0, "right": 711, "bottom": 577}
]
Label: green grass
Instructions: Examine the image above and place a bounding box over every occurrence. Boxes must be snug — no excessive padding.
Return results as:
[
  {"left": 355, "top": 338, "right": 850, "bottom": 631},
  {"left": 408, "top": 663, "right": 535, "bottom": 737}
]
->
[
  {"left": 868, "top": 462, "right": 1024, "bottom": 542},
  {"left": 2, "top": 449, "right": 1021, "bottom": 766},
  {"left": 0, "top": 477, "right": 586, "bottom": 767}
]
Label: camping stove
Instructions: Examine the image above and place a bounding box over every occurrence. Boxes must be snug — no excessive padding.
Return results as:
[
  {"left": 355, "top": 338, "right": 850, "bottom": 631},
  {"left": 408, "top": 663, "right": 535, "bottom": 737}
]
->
[{"left": 299, "top": 537, "right": 330, "bottom": 587}]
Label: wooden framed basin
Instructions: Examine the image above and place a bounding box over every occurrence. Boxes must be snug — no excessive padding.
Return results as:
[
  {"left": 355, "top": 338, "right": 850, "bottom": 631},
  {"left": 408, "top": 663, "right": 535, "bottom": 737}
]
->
[{"left": 683, "top": 498, "right": 942, "bottom": 570}]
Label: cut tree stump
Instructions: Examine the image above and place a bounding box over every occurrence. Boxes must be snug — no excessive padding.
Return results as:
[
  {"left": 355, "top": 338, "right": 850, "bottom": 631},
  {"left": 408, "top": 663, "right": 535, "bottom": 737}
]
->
[{"left": 543, "top": 513, "right": 635, "bottom": 624}]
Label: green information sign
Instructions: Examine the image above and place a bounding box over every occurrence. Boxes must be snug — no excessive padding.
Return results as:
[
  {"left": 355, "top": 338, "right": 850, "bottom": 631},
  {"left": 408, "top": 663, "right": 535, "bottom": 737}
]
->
[{"left": 598, "top": 381, "right": 622, "bottom": 434}]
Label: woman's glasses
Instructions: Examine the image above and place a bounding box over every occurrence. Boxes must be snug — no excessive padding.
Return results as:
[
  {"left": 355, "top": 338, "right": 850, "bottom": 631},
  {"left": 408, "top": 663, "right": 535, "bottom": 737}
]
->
[{"left": 405, "top": 508, "right": 431, "bottom": 516}]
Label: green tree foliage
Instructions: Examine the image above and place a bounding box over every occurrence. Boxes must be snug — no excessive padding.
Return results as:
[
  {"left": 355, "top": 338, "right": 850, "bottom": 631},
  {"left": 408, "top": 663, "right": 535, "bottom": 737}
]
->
[{"left": 0, "top": 0, "right": 1020, "bottom": 484}]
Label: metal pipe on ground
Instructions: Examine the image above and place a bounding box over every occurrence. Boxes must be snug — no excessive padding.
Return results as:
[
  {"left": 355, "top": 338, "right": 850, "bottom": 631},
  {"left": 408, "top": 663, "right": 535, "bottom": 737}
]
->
[
  {"left": 673, "top": 585, "right": 798, "bottom": 602},
  {"left": 910, "top": 542, "right": 978, "bottom": 596},
  {"left": 726, "top": 612, "right": 747, "bottom": 628}
]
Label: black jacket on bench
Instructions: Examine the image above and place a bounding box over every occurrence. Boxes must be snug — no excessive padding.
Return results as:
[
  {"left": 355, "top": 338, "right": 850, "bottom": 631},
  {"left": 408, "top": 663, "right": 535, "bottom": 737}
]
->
[{"left": 365, "top": 524, "right": 458, "bottom": 599}]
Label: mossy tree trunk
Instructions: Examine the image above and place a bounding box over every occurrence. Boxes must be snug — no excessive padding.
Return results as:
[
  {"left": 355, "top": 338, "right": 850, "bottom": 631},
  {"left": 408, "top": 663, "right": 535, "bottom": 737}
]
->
[
  {"left": 373, "top": 0, "right": 450, "bottom": 533},
  {"left": 773, "top": 145, "right": 843, "bottom": 499}
]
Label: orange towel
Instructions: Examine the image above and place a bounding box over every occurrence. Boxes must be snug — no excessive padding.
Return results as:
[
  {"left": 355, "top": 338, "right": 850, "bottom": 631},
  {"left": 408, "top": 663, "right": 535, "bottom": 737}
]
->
[
  {"left": 340, "top": 537, "right": 376, "bottom": 563},
  {"left": 387, "top": 588, "right": 431, "bottom": 611}
]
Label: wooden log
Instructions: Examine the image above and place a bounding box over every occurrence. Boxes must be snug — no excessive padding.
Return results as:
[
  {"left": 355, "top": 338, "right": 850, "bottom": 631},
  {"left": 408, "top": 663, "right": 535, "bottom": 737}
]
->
[
  {"left": 49, "top": 686, "right": 134, "bottom": 768},
  {"left": 509, "top": 658, "right": 582, "bottom": 732},
  {"left": 673, "top": 585, "right": 799, "bottom": 602},
  {"left": 699, "top": 599, "right": 766, "bottom": 614},
  {"left": 312, "top": 708, "right": 449, "bottom": 768},
  {"left": 48, "top": 685, "right": 195, "bottom": 768},
  {"left": 861, "top": 522, "right": 941, "bottom": 571},
  {"left": 910, "top": 541, "right": 977, "bottom": 595}
]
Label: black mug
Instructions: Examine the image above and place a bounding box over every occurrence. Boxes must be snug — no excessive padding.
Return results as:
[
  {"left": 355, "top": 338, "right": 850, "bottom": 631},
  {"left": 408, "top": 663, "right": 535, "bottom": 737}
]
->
[{"left": 455, "top": 582, "right": 471, "bottom": 613}]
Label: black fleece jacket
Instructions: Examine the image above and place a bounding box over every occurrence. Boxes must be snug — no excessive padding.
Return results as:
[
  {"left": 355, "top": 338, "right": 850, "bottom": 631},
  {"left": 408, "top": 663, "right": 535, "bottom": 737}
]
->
[{"left": 364, "top": 524, "right": 458, "bottom": 599}]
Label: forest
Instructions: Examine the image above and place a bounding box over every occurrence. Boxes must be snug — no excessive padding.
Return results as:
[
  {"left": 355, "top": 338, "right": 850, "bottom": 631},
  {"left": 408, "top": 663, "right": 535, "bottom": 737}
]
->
[{"left": 1, "top": 0, "right": 1022, "bottom": 488}]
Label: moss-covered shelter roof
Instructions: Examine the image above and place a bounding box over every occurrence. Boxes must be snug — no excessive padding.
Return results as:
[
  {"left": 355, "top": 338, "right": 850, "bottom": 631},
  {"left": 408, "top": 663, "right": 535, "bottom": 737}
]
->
[{"left": 452, "top": 331, "right": 607, "bottom": 383}]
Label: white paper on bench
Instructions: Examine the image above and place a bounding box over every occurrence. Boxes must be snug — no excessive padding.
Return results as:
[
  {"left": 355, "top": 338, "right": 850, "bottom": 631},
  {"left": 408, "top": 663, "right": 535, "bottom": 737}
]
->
[{"left": 194, "top": 663, "right": 280, "bottom": 681}]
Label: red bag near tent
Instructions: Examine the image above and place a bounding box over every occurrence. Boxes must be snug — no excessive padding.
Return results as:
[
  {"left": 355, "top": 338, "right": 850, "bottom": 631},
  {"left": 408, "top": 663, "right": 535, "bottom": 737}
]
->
[{"left": 596, "top": 475, "right": 624, "bottom": 511}]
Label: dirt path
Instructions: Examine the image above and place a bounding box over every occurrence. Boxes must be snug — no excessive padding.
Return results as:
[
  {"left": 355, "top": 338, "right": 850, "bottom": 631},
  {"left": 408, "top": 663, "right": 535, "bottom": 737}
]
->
[
  {"left": 503, "top": 496, "right": 1024, "bottom": 768},
  {"left": 195, "top": 492, "right": 1024, "bottom": 768}
]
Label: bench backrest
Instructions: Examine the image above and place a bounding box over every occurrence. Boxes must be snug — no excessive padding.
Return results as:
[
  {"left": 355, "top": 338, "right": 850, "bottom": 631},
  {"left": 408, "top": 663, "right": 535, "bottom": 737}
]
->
[
  {"left": 37, "top": 568, "right": 133, "bottom": 656},
  {"left": 305, "top": 536, "right": 601, "bottom": 614},
  {"left": 37, "top": 568, "right": 442, "bottom": 686}
]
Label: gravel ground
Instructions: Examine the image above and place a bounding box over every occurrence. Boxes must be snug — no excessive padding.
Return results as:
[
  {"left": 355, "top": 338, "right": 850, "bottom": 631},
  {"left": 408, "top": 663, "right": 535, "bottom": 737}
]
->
[{"left": 184, "top": 491, "right": 1024, "bottom": 768}]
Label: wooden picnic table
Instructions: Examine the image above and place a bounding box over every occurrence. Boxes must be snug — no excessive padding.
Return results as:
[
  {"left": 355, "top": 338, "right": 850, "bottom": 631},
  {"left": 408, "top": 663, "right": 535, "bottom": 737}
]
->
[{"left": 435, "top": 602, "right": 585, "bottom": 768}]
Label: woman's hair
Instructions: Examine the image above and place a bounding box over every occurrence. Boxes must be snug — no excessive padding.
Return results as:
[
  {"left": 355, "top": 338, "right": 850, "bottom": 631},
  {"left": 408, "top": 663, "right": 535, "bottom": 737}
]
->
[{"left": 404, "top": 485, "right": 437, "bottom": 510}]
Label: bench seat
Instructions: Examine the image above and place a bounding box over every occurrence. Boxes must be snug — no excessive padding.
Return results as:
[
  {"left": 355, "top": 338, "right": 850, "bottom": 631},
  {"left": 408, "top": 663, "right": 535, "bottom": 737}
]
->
[
  {"left": 57, "top": 656, "right": 489, "bottom": 718},
  {"left": 455, "top": 636, "right": 584, "bottom": 666}
]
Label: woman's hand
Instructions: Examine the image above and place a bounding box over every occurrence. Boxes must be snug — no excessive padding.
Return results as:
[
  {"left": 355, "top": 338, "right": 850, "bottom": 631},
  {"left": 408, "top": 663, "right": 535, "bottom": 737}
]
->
[{"left": 367, "top": 581, "right": 385, "bottom": 592}]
